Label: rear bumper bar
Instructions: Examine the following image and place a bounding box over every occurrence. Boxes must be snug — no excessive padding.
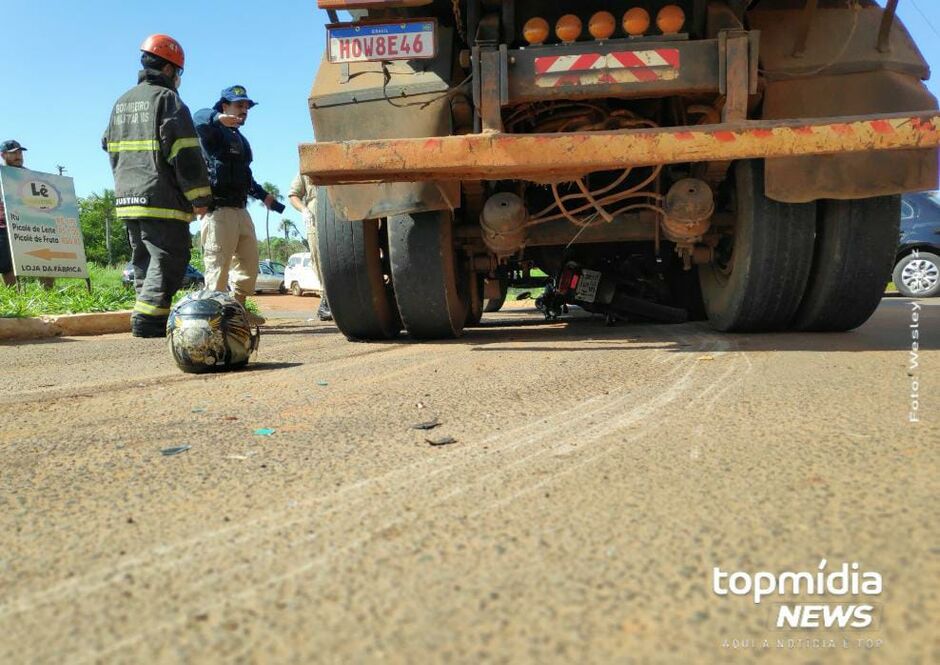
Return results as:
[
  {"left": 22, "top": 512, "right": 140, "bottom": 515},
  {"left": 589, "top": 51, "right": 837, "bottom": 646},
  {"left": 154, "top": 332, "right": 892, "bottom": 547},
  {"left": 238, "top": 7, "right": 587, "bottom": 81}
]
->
[{"left": 299, "top": 111, "right": 940, "bottom": 185}]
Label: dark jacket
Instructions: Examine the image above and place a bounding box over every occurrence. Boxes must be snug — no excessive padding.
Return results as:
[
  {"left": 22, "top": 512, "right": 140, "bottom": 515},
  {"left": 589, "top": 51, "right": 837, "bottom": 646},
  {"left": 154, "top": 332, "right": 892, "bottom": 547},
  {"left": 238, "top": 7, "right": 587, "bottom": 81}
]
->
[
  {"left": 193, "top": 108, "right": 269, "bottom": 208},
  {"left": 102, "top": 69, "right": 211, "bottom": 222}
]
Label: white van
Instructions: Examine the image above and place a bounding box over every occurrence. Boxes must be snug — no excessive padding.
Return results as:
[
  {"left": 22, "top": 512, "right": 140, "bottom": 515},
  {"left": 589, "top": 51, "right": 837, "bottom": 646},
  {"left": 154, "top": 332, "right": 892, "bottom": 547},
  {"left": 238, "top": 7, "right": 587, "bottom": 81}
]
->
[{"left": 283, "top": 252, "right": 323, "bottom": 296}]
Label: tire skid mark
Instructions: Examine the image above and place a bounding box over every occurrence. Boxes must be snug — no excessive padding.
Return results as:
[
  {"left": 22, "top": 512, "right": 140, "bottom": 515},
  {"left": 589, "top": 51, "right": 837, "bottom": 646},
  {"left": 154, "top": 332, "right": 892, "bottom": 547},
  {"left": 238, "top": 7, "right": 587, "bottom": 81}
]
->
[
  {"left": 67, "top": 341, "right": 718, "bottom": 662},
  {"left": 3, "top": 340, "right": 684, "bottom": 621},
  {"left": 1, "top": 344, "right": 675, "bottom": 619}
]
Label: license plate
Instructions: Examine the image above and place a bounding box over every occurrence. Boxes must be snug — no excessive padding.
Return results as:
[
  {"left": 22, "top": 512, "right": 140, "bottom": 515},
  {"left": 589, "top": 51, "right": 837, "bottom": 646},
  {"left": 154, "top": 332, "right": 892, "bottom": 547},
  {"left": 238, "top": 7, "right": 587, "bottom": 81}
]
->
[
  {"left": 575, "top": 269, "right": 602, "bottom": 303},
  {"left": 328, "top": 21, "right": 436, "bottom": 64}
]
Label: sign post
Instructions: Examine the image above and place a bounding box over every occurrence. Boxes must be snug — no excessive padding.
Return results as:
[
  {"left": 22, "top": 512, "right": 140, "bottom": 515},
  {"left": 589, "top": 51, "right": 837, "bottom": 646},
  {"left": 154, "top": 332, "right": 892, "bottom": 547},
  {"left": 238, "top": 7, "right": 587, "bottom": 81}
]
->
[{"left": 0, "top": 165, "right": 89, "bottom": 286}]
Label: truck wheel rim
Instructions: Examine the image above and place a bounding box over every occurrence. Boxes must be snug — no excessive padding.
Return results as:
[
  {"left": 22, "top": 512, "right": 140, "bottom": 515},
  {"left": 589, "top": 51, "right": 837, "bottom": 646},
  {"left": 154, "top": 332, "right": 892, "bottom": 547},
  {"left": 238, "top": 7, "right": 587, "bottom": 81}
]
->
[{"left": 901, "top": 259, "right": 939, "bottom": 294}]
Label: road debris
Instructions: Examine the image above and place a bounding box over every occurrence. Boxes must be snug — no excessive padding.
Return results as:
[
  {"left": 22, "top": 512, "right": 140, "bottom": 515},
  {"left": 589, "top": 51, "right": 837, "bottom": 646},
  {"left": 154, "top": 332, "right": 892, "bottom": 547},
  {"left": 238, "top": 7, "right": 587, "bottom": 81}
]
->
[
  {"left": 316, "top": 380, "right": 329, "bottom": 386},
  {"left": 225, "top": 453, "right": 256, "bottom": 460},
  {"left": 191, "top": 407, "right": 207, "bottom": 413},
  {"left": 254, "top": 428, "right": 276, "bottom": 437},
  {"left": 160, "top": 445, "right": 191, "bottom": 456},
  {"left": 426, "top": 436, "right": 457, "bottom": 447},
  {"left": 412, "top": 418, "right": 441, "bottom": 431}
]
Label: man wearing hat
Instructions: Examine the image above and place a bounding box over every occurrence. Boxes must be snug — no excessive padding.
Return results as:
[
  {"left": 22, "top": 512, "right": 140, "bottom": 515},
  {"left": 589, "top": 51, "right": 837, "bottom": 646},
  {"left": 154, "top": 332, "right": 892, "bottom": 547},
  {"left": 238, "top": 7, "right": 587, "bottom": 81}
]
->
[
  {"left": 1, "top": 141, "right": 57, "bottom": 289},
  {"left": 0, "top": 140, "right": 27, "bottom": 286},
  {"left": 1, "top": 141, "right": 28, "bottom": 286},
  {"left": 194, "top": 86, "right": 282, "bottom": 307}
]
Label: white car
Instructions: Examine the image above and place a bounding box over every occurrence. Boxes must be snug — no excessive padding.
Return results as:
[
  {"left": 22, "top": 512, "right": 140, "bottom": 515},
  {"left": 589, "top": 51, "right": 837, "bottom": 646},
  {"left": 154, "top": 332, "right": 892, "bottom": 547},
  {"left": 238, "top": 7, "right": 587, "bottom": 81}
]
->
[
  {"left": 284, "top": 252, "right": 322, "bottom": 296},
  {"left": 229, "top": 261, "right": 286, "bottom": 294}
]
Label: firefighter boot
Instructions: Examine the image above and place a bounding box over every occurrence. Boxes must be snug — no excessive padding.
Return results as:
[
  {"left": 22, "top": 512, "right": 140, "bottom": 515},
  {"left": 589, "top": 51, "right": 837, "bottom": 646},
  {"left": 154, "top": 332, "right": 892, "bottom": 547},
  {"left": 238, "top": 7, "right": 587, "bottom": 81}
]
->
[{"left": 132, "top": 313, "right": 168, "bottom": 338}]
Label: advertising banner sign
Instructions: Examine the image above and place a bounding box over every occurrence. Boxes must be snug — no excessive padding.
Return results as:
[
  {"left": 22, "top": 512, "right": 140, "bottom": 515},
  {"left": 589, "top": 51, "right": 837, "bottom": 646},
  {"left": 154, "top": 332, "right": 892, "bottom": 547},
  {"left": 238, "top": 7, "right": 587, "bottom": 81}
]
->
[{"left": 0, "top": 165, "right": 88, "bottom": 279}]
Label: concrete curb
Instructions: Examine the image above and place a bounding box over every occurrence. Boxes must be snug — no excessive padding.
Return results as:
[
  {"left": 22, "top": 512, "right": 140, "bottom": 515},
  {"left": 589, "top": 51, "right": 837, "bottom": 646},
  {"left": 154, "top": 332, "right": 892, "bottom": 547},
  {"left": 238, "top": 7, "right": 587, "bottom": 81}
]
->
[{"left": 0, "top": 310, "right": 132, "bottom": 341}]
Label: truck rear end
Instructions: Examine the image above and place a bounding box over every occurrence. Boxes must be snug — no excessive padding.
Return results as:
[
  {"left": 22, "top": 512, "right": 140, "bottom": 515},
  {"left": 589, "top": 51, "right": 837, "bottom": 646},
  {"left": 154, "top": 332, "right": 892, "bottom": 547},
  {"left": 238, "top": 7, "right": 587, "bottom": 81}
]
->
[{"left": 302, "top": 1, "right": 939, "bottom": 340}]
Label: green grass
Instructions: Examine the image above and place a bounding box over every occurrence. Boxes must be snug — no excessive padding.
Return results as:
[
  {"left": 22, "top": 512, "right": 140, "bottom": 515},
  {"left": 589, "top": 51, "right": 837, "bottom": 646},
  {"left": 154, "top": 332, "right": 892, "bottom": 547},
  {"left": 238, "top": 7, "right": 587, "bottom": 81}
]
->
[
  {"left": 1, "top": 280, "right": 134, "bottom": 318},
  {"left": 1, "top": 263, "right": 258, "bottom": 318}
]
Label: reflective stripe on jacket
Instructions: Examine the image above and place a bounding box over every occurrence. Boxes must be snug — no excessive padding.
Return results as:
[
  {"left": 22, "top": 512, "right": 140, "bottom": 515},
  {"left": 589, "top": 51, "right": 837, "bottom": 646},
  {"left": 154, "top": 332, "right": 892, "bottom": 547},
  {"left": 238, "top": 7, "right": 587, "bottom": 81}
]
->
[{"left": 103, "top": 69, "right": 211, "bottom": 222}]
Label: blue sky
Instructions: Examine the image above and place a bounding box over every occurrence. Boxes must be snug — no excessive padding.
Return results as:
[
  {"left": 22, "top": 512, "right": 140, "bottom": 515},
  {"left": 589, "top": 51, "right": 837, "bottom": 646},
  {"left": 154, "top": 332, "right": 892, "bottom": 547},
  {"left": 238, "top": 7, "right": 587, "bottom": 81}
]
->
[{"left": 1, "top": 1, "right": 939, "bottom": 238}]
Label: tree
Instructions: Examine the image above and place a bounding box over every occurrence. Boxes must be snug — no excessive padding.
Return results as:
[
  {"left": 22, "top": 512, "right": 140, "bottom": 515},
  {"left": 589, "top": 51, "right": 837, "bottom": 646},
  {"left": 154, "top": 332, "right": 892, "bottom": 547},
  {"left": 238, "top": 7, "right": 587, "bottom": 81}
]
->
[
  {"left": 278, "top": 218, "right": 299, "bottom": 240},
  {"left": 257, "top": 182, "right": 283, "bottom": 261},
  {"left": 78, "top": 189, "right": 130, "bottom": 266}
]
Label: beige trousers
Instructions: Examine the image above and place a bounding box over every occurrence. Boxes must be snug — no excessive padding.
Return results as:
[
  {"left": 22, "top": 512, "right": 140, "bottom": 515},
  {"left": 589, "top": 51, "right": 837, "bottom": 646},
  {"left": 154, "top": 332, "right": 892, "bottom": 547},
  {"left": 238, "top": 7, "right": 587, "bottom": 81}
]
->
[
  {"left": 201, "top": 207, "right": 258, "bottom": 301},
  {"left": 305, "top": 216, "right": 323, "bottom": 284}
]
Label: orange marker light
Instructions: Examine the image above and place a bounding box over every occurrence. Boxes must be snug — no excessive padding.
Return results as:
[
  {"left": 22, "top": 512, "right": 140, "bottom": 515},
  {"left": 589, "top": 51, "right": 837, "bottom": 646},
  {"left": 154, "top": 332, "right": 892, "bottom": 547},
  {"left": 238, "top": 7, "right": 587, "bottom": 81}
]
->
[
  {"left": 588, "top": 11, "right": 616, "bottom": 40},
  {"left": 623, "top": 7, "right": 651, "bottom": 37},
  {"left": 657, "top": 5, "right": 686, "bottom": 34},
  {"left": 555, "top": 14, "right": 583, "bottom": 43},
  {"left": 523, "top": 17, "right": 550, "bottom": 45}
]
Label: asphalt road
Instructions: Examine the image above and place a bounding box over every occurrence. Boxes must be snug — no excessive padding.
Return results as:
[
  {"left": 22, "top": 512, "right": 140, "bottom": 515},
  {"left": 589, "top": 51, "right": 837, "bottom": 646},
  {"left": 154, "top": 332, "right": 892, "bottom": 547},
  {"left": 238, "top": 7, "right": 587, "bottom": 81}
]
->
[{"left": 0, "top": 298, "right": 936, "bottom": 664}]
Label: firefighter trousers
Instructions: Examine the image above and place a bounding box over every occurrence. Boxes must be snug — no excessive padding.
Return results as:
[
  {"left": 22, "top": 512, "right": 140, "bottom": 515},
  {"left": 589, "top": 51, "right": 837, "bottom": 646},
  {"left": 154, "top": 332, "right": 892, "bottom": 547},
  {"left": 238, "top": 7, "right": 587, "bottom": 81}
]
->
[{"left": 126, "top": 219, "right": 192, "bottom": 325}]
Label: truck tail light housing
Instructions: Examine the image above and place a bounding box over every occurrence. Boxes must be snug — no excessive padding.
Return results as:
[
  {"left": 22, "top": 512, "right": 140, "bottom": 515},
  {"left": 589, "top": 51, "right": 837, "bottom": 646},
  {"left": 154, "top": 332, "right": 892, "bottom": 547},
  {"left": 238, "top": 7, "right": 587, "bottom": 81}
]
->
[
  {"left": 623, "top": 7, "right": 651, "bottom": 37},
  {"left": 588, "top": 11, "right": 616, "bottom": 40},
  {"left": 656, "top": 5, "right": 686, "bottom": 35},
  {"left": 523, "top": 17, "right": 550, "bottom": 45},
  {"left": 555, "top": 14, "right": 583, "bottom": 43}
]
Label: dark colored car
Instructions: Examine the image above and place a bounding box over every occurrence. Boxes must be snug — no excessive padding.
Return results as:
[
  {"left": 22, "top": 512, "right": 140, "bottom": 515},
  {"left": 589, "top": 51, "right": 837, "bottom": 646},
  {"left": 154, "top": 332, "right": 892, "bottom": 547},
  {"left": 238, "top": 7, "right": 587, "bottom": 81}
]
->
[
  {"left": 895, "top": 193, "right": 940, "bottom": 298},
  {"left": 121, "top": 262, "right": 205, "bottom": 290}
]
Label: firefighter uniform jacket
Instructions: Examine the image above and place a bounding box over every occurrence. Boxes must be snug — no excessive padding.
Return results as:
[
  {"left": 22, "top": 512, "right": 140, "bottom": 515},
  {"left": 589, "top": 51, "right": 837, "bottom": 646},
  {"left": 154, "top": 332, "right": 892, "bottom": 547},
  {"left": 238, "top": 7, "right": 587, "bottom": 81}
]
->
[{"left": 103, "top": 69, "right": 211, "bottom": 222}]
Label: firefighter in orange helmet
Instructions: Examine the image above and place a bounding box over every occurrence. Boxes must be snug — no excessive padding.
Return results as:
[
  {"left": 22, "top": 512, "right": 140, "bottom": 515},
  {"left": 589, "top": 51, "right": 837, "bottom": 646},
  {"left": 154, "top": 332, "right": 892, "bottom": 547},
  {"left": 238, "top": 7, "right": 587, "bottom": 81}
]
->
[{"left": 103, "top": 35, "right": 212, "bottom": 337}]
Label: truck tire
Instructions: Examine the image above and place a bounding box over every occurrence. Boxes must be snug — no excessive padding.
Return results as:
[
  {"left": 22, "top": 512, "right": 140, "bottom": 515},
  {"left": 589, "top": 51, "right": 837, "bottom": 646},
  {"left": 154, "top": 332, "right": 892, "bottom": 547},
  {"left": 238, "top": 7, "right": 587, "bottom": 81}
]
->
[
  {"left": 317, "top": 191, "right": 401, "bottom": 341},
  {"left": 388, "top": 210, "right": 468, "bottom": 339},
  {"left": 894, "top": 250, "right": 940, "bottom": 298},
  {"left": 793, "top": 196, "right": 900, "bottom": 331},
  {"left": 699, "top": 160, "right": 816, "bottom": 332}
]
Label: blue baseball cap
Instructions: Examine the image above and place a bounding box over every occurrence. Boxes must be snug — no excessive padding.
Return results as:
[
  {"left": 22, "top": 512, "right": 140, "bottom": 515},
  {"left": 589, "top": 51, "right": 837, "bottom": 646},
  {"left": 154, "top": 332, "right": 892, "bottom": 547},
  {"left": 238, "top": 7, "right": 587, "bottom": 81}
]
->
[
  {"left": 214, "top": 85, "right": 257, "bottom": 111},
  {"left": 0, "top": 140, "right": 27, "bottom": 153}
]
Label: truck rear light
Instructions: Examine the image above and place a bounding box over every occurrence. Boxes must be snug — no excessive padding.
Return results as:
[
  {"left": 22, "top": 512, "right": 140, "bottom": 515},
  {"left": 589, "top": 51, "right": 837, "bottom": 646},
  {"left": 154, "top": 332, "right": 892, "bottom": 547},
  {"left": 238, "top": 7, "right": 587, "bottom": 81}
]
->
[
  {"left": 588, "top": 11, "right": 616, "bottom": 40},
  {"left": 523, "top": 17, "right": 550, "bottom": 45},
  {"left": 557, "top": 267, "right": 580, "bottom": 294},
  {"left": 555, "top": 14, "right": 583, "bottom": 43},
  {"left": 656, "top": 5, "right": 686, "bottom": 35},
  {"left": 623, "top": 7, "right": 651, "bottom": 37}
]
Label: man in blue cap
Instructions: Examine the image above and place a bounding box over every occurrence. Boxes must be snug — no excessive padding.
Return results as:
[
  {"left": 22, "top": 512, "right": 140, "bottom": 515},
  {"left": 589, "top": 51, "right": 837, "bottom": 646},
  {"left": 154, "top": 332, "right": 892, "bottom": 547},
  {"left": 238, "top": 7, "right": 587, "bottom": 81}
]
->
[
  {"left": 194, "top": 86, "right": 282, "bottom": 309},
  {"left": 1, "top": 140, "right": 28, "bottom": 286}
]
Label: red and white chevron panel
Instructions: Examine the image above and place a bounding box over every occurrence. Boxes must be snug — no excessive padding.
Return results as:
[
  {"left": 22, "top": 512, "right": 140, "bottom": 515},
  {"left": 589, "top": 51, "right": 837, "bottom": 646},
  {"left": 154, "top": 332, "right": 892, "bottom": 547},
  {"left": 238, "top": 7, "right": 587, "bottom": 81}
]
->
[{"left": 534, "top": 49, "right": 680, "bottom": 88}]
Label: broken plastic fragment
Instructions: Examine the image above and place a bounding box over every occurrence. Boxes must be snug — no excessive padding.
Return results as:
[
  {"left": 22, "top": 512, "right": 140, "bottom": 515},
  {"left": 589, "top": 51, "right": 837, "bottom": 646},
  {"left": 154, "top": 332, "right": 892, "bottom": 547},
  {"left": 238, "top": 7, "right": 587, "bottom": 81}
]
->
[
  {"left": 317, "top": 380, "right": 329, "bottom": 386},
  {"left": 161, "top": 445, "right": 191, "bottom": 456},
  {"left": 191, "top": 407, "right": 207, "bottom": 413},
  {"left": 426, "top": 436, "right": 457, "bottom": 447},
  {"left": 254, "top": 428, "right": 276, "bottom": 437}
]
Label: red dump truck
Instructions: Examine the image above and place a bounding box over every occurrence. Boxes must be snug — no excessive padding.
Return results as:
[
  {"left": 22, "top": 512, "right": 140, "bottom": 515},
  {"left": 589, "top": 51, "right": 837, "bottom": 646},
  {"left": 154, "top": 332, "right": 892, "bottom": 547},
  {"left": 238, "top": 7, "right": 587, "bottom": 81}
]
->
[{"left": 301, "top": 0, "right": 939, "bottom": 340}]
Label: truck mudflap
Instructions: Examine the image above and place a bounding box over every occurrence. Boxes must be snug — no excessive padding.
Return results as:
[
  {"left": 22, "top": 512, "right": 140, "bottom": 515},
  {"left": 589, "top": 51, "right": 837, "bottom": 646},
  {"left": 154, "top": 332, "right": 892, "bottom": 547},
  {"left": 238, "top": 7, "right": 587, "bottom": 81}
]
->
[{"left": 300, "top": 110, "right": 940, "bottom": 186}]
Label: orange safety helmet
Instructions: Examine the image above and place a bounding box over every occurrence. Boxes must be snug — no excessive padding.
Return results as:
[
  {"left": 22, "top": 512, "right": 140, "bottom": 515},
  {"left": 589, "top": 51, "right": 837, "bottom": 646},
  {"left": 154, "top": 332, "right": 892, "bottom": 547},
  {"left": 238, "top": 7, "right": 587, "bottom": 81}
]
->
[{"left": 140, "top": 34, "right": 185, "bottom": 69}]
